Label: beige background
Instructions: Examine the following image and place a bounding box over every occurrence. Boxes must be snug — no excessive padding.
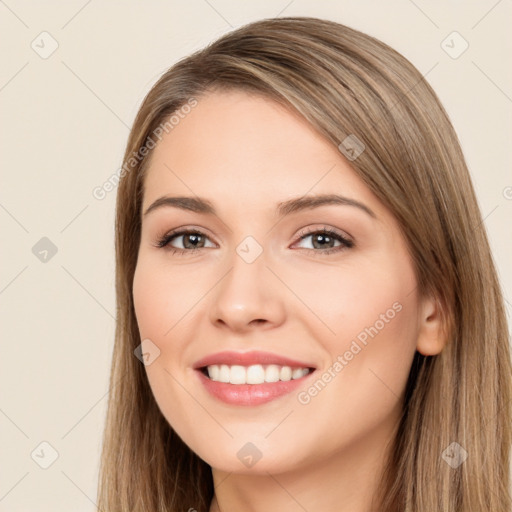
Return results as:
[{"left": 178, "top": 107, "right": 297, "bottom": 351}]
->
[{"left": 1, "top": 1, "right": 511, "bottom": 510}]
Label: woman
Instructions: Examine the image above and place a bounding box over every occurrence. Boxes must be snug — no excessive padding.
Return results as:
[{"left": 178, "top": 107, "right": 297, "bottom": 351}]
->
[{"left": 97, "top": 16, "right": 512, "bottom": 511}]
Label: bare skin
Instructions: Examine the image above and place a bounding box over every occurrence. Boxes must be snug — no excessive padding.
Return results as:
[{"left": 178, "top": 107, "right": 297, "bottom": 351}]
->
[{"left": 132, "top": 90, "right": 445, "bottom": 512}]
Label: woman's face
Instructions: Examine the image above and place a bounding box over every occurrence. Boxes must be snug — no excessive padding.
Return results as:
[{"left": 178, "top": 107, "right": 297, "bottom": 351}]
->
[{"left": 133, "top": 90, "right": 441, "bottom": 475}]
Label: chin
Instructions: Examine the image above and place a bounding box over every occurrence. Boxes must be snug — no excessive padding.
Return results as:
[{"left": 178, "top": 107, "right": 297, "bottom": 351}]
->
[{"left": 188, "top": 437, "right": 302, "bottom": 475}]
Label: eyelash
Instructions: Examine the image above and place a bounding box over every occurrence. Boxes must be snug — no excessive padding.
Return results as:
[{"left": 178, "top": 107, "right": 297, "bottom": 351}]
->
[{"left": 154, "top": 226, "right": 354, "bottom": 257}]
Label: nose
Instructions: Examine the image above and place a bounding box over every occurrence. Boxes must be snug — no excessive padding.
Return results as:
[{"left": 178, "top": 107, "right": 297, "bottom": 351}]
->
[{"left": 208, "top": 246, "right": 286, "bottom": 333}]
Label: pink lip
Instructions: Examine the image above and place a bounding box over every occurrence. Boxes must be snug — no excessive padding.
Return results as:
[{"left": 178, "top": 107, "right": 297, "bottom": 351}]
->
[
  {"left": 193, "top": 350, "right": 316, "bottom": 370},
  {"left": 192, "top": 350, "right": 316, "bottom": 406},
  {"left": 195, "top": 368, "right": 314, "bottom": 406}
]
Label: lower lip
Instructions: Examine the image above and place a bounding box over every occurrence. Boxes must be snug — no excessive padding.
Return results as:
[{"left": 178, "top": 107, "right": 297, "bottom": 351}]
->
[{"left": 196, "top": 369, "right": 314, "bottom": 406}]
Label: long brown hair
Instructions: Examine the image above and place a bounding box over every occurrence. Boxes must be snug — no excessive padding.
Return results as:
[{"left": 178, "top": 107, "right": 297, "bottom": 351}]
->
[{"left": 97, "top": 16, "right": 512, "bottom": 511}]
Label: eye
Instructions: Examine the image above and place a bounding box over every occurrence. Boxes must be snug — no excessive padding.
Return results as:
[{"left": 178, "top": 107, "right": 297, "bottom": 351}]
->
[
  {"left": 155, "top": 229, "right": 215, "bottom": 255},
  {"left": 292, "top": 226, "right": 354, "bottom": 255},
  {"left": 154, "top": 226, "right": 354, "bottom": 256}
]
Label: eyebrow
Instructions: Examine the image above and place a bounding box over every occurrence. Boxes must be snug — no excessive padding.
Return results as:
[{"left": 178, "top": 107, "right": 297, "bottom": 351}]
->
[{"left": 143, "top": 193, "right": 376, "bottom": 219}]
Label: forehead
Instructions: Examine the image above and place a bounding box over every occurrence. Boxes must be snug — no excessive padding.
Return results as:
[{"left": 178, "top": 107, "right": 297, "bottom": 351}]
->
[{"left": 142, "top": 90, "right": 380, "bottom": 216}]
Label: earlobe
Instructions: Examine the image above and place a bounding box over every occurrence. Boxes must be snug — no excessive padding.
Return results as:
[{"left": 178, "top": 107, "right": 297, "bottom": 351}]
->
[{"left": 416, "top": 295, "right": 448, "bottom": 356}]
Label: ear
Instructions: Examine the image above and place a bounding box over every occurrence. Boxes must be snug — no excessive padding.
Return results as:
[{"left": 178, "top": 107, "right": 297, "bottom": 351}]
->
[{"left": 416, "top": 294, "right": 448, "bottom": 356}]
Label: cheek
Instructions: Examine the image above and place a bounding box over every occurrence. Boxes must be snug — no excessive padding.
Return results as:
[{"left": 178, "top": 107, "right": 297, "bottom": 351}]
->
[
  {"left": 321, "top": 260, "right": 419, "bottom": 405},
  {"left": 291, "top": 250, "right": 420, "bottom": 390},
  {"left": 132, "top": 263, "right": 166, "bottom": 339},
  {"left": 287, "top": 257, "right": 416, "bottom": 343},
  {"left": 132, "top": 259, "right": 200, "bottom": 428},
  {"left": 291, "top": 271, "right": 419, "bottom": 452},
  {"left": 132, "top": 257, "right": 203, "bottom": 340}
]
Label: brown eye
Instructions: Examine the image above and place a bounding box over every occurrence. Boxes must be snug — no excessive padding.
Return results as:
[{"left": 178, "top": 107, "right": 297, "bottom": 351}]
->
[
  {"left": 294, "top": 227, "right": 354, "bottom": 255},
  {"left": 156, "top": 230, "right": 215, "bottom": 252}
]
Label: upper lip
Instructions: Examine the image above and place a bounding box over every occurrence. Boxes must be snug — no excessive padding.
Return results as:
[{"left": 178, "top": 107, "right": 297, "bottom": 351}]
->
[{"left": 193, "top": 350, "right": 316, "bottom": 369}]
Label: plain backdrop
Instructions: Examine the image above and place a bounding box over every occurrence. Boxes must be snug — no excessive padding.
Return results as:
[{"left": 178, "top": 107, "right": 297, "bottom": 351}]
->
[{"left": 1, "top": 1, "right": 511, "bottom": 510}]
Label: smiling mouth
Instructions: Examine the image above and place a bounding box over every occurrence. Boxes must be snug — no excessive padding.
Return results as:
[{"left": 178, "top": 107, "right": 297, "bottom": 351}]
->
[{"left": 199, "top": 364, "right": 315, "bottom": 385}]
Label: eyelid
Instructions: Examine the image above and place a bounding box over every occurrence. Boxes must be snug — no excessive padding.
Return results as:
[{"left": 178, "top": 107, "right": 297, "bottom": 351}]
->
[
  {"left": 154, "top": 224, "right": 354, "bottom": 254},
  {"left": 154, "top": 226, "right": 218, "bottom": 249},
  {"left": 293, "top": 225, "right": 354, "bottom": 245}
]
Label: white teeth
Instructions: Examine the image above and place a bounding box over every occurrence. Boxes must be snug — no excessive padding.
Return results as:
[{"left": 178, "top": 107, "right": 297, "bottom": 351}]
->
[
  {"left": 229, "top": 365, "right": 246, "bottom": 385},
  {"left": 280, "top": 366, "right": 292, "bottom": 381},
  {"left": 218, "top": 364, "right": 230, "bottom": 383},
  {"left": 265, "top": 364, "right": 280, "bottom": 382},
  {"left": 204, "top": 364, "right": 311, "bottom": 384},
  {"left": 247, "top": 364, "right": 265, "bottom": 384},
  {"left": 292, "top": 367, "right": 305, "bottom": 379},
  {"left": 207, "top": 364, "right": 220, "bottom": 381}
]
